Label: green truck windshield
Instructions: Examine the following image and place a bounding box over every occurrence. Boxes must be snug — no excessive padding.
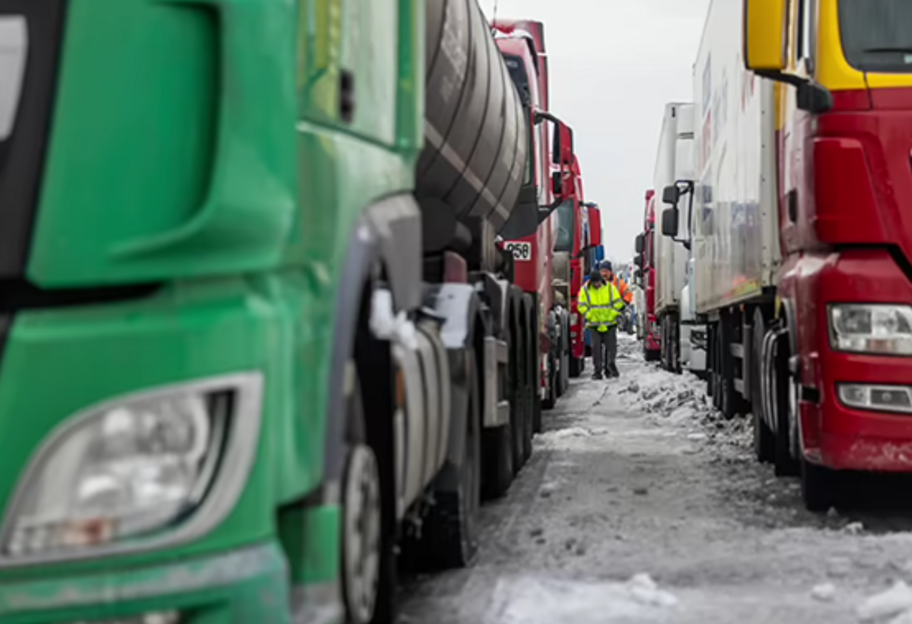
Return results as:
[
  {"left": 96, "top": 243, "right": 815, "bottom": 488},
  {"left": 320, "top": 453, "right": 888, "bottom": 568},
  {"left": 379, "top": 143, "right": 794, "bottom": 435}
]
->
[{"left": 839, "top": 0, "right": 912, "bottom": 73}]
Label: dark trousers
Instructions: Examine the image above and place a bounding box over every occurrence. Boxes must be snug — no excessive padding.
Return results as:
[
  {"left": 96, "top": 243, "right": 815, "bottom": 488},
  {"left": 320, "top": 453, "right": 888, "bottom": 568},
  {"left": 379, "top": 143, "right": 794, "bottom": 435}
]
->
[{"left": 590, "top": 326, "right": 618, "bottom": 373}]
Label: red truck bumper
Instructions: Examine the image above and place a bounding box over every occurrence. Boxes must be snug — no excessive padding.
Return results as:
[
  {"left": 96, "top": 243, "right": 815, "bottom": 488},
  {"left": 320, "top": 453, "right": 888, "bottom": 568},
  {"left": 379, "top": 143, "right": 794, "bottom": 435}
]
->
[
  {"left": 804, "top": 338, "right": 912, "bottom": 471},
  {"left": 803, "top": 372, "right": 912, "bottom": 472},
  {"left": 787, "top": 250, "right": 912, "bottom": 472}
]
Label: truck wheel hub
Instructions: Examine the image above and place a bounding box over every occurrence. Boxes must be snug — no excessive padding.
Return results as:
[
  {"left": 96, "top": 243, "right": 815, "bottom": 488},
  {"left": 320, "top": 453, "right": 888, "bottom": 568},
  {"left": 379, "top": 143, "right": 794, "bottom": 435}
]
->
[{"left": 342, "top": 445, "right": 382, "bottom": 624}]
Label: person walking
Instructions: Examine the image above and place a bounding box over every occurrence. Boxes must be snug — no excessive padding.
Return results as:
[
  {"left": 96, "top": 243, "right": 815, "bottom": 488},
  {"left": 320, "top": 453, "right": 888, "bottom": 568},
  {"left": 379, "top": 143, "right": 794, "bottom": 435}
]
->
[
  {"left": 585, "top": 260, "right": 635, "bottom": 362},
  {"left": 577, "top": 269, "right": 626, "bottom": 379},
  {"left": 599, "top": 260, "right": 634, "bottom": 306}
]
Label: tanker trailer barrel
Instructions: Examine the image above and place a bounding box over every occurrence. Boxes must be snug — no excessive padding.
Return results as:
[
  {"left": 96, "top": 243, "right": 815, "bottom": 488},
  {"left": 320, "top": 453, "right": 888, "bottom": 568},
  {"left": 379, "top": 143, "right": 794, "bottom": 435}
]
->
[{"left": 417, "top": 0, "right": 529, "bottom": 250}]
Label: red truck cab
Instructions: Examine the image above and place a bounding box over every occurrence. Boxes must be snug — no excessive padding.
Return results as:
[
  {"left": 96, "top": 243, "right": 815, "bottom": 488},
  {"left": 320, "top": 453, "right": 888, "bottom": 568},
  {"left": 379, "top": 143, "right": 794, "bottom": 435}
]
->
[
  {"left": 557, "top": 158, "right": 601, "bottom": 377},
  {"left": 494, "top": 20, "right": 574, "bottom": 410},
  {"left": 641, "top": 191, "right": 660, "bottom": 361},
  {"left": 743, "top": 0, "right": 912, "bottom": 509}
]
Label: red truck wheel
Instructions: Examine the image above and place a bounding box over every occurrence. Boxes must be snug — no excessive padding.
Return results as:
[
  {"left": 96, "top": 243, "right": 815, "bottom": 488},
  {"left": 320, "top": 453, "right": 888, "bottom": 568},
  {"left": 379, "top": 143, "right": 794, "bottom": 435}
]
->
[
  {"left": 772, "top": 333, "right": 800, "bottom": 477},
  {"left": 569, "top": 355, "right": 582, "bottom": 378},
  {"left": 542, "top": 352, "right": 557, "bottom": 410},
  {"left": 520, "top": 326, "right": 534, "bottom": 464},
  {"left": 752, "top": 309, "right": 774, "bottom": 463}
]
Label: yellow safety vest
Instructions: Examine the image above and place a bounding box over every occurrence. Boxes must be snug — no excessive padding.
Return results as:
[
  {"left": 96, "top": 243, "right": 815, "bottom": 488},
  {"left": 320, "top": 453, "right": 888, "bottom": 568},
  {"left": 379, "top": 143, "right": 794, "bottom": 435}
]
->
[{"left": 577, "top": 282, "right": 625, "bottom": 332}]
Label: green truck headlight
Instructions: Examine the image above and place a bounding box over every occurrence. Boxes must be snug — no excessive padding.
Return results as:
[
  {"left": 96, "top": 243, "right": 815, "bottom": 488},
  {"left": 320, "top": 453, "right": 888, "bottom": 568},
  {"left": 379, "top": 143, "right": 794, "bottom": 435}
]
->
[
  {"left": 1, "top": 374, "right": 263, "bottom": 560},
  {"left": 829, "top": 304, "right": 912, "bottom": 355}
]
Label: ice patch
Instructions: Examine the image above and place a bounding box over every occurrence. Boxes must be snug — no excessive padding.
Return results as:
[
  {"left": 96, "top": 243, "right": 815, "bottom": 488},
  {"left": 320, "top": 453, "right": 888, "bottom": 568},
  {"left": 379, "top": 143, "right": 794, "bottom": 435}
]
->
[
  {"left": 540, "top": 427, "right": 596, "bottom": 440},
  {"left": 626, "top": 573, "right": 679, "bottom": 607},
  {"left": 889, "top": 610, "right": 912, "bottom": 624},
  {"left": 857, "top": 581, "right": 912, "bottom": 621},
  {"left": 669, "top": 406, "right": 697, "bottom": 423},
  {"left": 494, "top": 574, "right": 678, "bottom": 624},
  {"left": 538, "top": 480, "right": 561, "bottom": 498},
  {"left": 811, "top": 582, "right": 836, "bottom": 602},
  {"left": 845, "top": 521, "right": 865, "bottom": 535}
]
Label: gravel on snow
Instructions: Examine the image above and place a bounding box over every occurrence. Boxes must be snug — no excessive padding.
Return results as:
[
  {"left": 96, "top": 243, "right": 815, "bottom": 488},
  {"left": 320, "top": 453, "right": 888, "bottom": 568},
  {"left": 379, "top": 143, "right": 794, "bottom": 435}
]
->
[{"left": 399, "top": 335, "right": 912, "bottom": 624}]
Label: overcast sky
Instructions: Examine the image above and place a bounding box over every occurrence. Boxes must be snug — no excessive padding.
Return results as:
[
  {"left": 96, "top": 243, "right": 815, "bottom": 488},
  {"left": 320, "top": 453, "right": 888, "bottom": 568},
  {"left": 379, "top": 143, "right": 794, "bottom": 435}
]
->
[{"left": 484, "top": 0, "right": 710, "bottom": 261}]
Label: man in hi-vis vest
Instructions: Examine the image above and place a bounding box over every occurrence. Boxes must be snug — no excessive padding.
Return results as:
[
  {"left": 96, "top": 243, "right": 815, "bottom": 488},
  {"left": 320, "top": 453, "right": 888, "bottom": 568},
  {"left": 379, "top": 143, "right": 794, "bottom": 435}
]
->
[{"left": 578, "top": 269, "right": 626, "bottom": 379}]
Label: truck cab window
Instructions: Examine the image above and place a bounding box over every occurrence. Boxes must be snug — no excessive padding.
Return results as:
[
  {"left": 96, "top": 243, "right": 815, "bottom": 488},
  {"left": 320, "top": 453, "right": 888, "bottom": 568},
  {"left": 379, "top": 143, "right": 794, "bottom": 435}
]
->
[
  {"left": 503, "top": 55, "right": 536, "bottom": 187},
  {"left": 554, "top": 199, "right": 575, "bottom": 253},
  {"left": 538, "top": 122, "right": 548, "bottom": 203},
  {"left": 839, "top": 0, "right": 912, "bottom": 73}
]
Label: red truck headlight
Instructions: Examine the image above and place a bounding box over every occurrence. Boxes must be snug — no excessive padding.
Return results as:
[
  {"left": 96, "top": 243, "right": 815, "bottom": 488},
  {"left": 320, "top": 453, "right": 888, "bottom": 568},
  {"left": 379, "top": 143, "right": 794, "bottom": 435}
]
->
[{"left": 829, "top": 304, "right": 912, "bottom": 355}]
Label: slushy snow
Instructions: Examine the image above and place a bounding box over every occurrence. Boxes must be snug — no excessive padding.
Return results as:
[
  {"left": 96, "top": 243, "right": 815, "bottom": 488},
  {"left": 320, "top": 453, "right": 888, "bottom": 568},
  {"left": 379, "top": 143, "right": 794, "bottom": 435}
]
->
[
  {"left": 401, "top": 334, "right": 912, "bottom": 624},
  {"left": 812, "top": 583, "right": 837, "bottom": 602},
  {"left": 858, "top": 581, "right": 912, "bottom": 622},
  {"left": 496, "top": 574, "right": 677, "bottom": 624}
]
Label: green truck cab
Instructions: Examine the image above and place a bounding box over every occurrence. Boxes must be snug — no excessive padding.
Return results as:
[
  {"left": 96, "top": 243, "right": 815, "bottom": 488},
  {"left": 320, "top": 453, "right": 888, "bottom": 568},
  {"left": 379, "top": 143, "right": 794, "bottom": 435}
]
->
[{"left": 0, "top": 1, "right": 576, "bottom": 622}]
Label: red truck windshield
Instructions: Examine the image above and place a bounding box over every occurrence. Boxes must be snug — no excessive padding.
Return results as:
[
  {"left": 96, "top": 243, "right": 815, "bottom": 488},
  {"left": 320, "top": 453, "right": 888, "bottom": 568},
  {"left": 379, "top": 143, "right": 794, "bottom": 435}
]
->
[
  {"left": 839, "top": 0, "right": 912, "bottom": 73},
  {"left": 502, "top": 54, "right": 534, "bottom": 186}
]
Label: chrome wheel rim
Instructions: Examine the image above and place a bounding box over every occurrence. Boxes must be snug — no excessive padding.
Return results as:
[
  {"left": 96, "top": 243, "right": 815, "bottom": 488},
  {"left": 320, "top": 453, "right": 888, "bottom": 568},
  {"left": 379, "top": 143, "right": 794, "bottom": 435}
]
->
[{"left": 342, "top": 445, "right": 382, "bottom": 624}]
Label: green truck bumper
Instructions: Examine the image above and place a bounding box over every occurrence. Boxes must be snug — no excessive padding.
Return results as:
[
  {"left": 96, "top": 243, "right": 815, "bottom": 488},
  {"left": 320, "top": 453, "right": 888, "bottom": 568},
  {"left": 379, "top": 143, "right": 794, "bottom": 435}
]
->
[{"left": 0, "top": 542, "right": 298, "bottom": 624}]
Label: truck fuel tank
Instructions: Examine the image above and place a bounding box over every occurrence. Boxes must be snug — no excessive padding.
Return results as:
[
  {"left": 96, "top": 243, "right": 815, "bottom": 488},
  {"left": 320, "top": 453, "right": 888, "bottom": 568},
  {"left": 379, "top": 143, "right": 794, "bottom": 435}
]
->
[{"left": 417, "top": 0, "right": 529, "bottom": 243}]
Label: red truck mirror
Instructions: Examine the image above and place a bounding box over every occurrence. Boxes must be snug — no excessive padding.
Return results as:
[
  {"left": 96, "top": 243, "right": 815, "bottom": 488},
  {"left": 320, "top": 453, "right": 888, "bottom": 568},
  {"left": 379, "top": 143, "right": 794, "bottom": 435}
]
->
[
  {"left": 587, "top": 204, "right": 601, "bottom": 247},
  {"left": 558, "top": 123, "right": 573, "bottom": 166},
  {"left": 538, "top": 111, "right": 574, "bottom": 167},
  {"left": 635, "top": 233, "right": 645, "bottom": 254},
  {"left": 551, "top": 121, "right": 561, "bottom": 165},
  {"left": 502, "top": 111, "right": 577, "bottom": 240}
]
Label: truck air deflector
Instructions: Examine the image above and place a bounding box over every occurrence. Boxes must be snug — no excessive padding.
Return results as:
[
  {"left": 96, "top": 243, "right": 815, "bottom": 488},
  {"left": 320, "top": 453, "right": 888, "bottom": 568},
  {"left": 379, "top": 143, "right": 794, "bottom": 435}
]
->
[{"left": 0, "top": 0, "right": 67, "bottom": 279}]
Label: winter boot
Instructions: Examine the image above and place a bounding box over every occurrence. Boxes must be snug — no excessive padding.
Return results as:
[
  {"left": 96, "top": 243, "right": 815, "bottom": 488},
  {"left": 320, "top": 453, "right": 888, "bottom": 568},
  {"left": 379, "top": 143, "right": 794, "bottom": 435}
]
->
[
  {"left": 592, "top": 372, "right": 603, "bottom": 381},
  {"left": 610, "top": 363, "right": 620, "bottom": 378}
]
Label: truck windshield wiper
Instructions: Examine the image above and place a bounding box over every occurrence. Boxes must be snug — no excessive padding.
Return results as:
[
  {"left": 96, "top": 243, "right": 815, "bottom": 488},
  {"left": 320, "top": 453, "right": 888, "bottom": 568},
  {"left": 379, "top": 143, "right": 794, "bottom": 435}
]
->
[{"left": 862, "top": 46, "right": 912, "bottom": 54}]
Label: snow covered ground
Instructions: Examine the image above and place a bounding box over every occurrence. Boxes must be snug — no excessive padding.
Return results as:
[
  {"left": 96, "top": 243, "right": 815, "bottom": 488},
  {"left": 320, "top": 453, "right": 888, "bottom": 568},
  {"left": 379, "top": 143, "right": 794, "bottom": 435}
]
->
[{"left": 398, "top": 335, "right": 912, "bottom": 623}]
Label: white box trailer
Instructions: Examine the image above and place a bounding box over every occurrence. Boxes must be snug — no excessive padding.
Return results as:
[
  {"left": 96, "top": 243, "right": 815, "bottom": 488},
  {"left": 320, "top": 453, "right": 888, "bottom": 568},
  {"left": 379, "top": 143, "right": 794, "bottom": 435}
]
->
[
  {"left": 681, "top": 0, "right": 781, "bottom": 417},
  {"left": 653, "top": 102, "right": 694, "bottom": 372},
  {"left": 691, "top": 0, "right": 780, "bottom": 315}
]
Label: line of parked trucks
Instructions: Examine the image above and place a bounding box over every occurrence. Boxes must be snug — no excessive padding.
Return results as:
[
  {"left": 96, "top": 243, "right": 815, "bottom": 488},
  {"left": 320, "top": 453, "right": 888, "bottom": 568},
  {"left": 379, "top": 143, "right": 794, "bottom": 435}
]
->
[
  {"left": 0, "top": 1, "right": 603, "bottom": 623},
  {"left": 634, "top": 0, "right": 912, "bottom": 513}
]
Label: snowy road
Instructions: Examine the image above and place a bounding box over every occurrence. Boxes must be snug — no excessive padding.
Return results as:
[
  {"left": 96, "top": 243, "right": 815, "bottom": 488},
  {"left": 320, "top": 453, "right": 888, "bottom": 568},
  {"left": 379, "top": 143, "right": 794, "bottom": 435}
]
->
[{"left": 398, "top": 336, "right": 912, "bottom": 624}]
